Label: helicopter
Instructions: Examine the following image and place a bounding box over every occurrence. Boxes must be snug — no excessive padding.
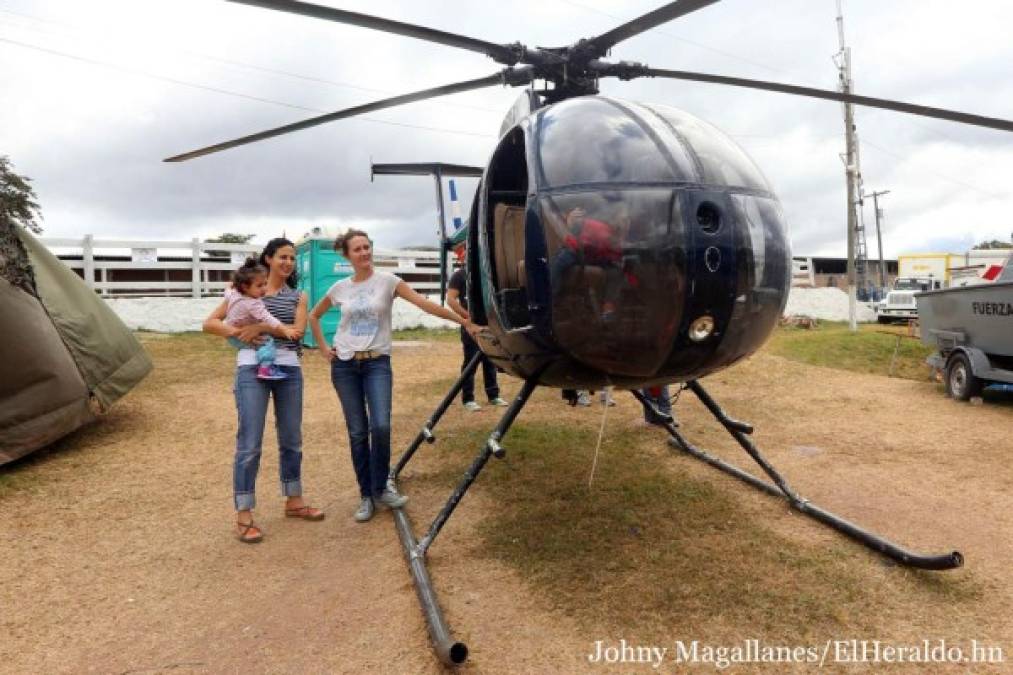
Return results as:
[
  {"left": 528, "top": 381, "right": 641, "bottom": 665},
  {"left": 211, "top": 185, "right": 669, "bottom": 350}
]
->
[{"left": 167, "top": 0, "right": 1013, "bottom": 665}]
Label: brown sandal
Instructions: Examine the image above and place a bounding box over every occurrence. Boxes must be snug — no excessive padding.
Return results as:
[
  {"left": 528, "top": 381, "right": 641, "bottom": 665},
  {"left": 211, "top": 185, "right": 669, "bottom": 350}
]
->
[
  {"left": 284, "top": 505, "right": 325, "bottom": 521},
  {"left": 236, "top": 520, "right": 264, "bottom": 543}
]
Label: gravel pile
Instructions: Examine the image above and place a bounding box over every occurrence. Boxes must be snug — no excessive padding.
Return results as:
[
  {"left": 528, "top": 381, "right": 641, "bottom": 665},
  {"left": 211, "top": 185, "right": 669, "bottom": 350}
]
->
[{"left": 784, "top": 287, "right": 877, "bottom": 322}]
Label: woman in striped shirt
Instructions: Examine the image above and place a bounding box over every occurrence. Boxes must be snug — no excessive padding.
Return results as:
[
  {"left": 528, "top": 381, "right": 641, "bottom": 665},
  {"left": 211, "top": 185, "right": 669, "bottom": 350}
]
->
[{"left": 204, "top": 237, "right": 325, "bottom": 543}]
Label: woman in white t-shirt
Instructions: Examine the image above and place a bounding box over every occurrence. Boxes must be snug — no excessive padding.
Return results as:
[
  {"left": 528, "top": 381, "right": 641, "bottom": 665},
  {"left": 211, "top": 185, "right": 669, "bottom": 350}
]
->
[{"left": 309, "top": 229, "right": 478, "bottom": 523}]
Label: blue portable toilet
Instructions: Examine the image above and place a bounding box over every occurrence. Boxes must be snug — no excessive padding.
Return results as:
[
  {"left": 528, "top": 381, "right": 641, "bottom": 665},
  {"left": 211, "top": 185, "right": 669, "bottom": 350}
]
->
[{"left": 296, "top": 236, "right": 353, "bottom": 348}]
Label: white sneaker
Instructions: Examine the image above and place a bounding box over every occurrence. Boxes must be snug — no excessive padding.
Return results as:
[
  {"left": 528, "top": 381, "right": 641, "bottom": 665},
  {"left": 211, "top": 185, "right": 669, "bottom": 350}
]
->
[
  {"left": 376, "top": 488, "right": 408, "bottom": 509},
  {"left": 353, "top": 497, "right": 374, "bottom": 522},
  {"left": 463, "top": 401, "right": 482, "bottom": 412},
  {"left": 576, "top": 391, "right": 592, "bottom": 407},
  {"left": 489, "top": 397, "right": 509, "bottom": 407}
]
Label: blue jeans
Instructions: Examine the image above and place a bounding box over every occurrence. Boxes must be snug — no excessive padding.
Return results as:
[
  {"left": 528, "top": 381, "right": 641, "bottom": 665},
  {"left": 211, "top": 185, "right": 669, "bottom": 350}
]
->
[
  {"left": 233, "top": 365, "right": 303, "bottom": 510},
  {"left": 641, "top": 385, "right": 672, "bottom": 424},
  {"left": 330, "top": 355, "right": 393, "bottom": 498}
]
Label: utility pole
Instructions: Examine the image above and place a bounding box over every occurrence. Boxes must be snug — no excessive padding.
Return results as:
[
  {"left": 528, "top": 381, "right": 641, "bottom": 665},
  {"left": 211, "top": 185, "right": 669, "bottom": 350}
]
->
[
  {"left": 868, "top": 189, "right": 890, "bottom": 291},
  {"left": 835, "top": 0, "right": 862, "bottom": 331}
]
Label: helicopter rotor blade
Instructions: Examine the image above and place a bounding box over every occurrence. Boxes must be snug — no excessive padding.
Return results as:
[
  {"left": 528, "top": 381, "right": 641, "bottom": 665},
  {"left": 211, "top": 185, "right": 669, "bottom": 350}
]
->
[
  {"left": 586, "top": 0, "right": 720, "bottom": 56},
  {"left": 228, "top": 0, "right": 523, "bottom": 65},
  {"left": 632, "top": 67, "right": 1013, "bottom": 133},
  {"left": 165, "top": 68, "right": 533, "bottom": 162}
]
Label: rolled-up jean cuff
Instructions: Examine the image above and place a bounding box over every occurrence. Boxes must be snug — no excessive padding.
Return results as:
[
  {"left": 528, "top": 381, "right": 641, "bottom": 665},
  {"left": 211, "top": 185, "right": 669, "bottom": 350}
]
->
[
  {"left": 281, "top": 479, "right": 302, "bottom": 497},
  {"left": 235, "top": 491, "right": 255, "bottom": 511}
]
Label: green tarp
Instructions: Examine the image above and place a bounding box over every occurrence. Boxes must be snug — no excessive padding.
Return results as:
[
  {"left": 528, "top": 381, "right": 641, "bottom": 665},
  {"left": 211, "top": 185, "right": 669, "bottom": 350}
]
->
[{"left": 0, "top": 228, "right": 152, "bottom": 465}]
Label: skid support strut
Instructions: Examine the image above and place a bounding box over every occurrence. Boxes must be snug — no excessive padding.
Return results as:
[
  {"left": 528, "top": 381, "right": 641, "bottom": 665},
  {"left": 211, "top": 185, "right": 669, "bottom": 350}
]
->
[
  {"left": 391, "top": 377, "right": 539, "bottom": 666},
  {"left": 391, "top": 351, "right": 482, "bottom": 480},
  {"left": 631, "top": 383, "right": 962, "bottom": 571}
]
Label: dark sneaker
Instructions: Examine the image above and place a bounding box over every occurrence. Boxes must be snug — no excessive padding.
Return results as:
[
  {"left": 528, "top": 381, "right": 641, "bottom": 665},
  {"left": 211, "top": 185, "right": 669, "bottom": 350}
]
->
[
  {"left": 376, "top": 488, "right": 408, "bottom": 509},
  {"left": 353, "top": 497, "right": 374, "bottom": 522}
]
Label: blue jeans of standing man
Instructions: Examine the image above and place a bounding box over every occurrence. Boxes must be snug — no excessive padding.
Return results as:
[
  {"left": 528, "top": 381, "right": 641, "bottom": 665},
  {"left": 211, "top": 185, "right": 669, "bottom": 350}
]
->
[
  {"left": 233, "top": 365, "right": 304, "bottom": 511},
  {"left": 330, "top": 355, "right": 393, "bottom": 499},
  {"left": 641, "top": 385, "right": 672, "bottom": 424}
]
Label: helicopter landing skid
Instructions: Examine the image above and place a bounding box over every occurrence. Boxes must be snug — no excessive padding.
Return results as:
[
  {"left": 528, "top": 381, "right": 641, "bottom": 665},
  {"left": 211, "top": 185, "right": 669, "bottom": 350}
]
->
[
  {"left": 389, "top": 368, "right": 541, "bottom": 666},
  {"left": 632, "top": 382, "right": 963, "bottom": 571}
]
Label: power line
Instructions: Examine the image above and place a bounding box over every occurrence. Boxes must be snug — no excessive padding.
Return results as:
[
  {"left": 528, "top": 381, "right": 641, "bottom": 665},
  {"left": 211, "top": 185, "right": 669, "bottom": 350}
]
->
[
  {"left": 0, "top": 6, "right": 505, "bottom": 116},
  {"left": 860, "top": 137, "right": 1003, "bottom": 200},
  {"left": 0, "top": 36, "right": 497, "bottom": 140}
]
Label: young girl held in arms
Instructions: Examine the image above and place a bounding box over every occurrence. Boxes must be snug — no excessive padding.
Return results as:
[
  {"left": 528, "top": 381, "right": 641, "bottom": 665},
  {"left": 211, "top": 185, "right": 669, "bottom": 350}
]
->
[{"left": 224, "top": 258, "right": 298, "bottom": 380}]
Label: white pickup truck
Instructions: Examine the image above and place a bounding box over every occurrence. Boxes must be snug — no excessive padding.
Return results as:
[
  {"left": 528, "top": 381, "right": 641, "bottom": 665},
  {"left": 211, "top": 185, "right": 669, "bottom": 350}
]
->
[{"left": 875, "top": 277, "right": 940, "bottom": 323}]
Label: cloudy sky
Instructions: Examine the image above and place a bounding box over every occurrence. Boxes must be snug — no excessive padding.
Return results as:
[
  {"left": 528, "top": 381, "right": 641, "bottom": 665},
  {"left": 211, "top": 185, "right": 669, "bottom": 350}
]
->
[{"left": 2, "top": 0, "right": 1011, "bottom": 257}]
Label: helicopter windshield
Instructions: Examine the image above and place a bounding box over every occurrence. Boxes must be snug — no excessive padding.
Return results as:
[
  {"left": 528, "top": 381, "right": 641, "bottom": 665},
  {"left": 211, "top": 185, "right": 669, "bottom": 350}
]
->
[
  {"left": 535, "top": 97, "right": 692, "bottom": 186},
  {"left": 542, "top": 190, "right": 686, "bottom": 377},
  {"left": 534, "top": 97, "right": 770, "bottom": 192},
  {"left": 639, "top": 103, "right": 771, "bottom": 191}
]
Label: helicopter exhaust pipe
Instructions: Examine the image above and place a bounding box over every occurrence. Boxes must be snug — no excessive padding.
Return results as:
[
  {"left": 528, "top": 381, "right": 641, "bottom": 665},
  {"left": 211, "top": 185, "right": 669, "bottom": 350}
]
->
[{"left": 392, "top": 506, "right": 469, "bottom": 666}]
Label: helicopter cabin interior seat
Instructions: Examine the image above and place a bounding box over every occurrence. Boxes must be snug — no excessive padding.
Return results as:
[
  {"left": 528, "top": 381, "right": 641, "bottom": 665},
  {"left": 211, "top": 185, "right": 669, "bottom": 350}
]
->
[
  {"left": 542, "top": 206, "right": 608, "bottom": 315},
  {"left": 485, "top": 126, "right": 530, "bottom": 328},
  {"left": 492, "top": 202, "right": 529, "bottom": 327}
]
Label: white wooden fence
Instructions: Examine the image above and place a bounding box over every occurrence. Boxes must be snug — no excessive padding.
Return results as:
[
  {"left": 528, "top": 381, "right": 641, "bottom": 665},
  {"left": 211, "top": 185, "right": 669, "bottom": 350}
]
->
[{"left": 39, "top": 236, "right": 444, "bottom": 298}]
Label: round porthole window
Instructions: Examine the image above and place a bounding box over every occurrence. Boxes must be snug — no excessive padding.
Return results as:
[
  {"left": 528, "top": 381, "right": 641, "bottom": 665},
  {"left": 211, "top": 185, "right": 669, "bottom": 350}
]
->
[{"left": 696, "top": 201, "right": 722, "bottom": 235}]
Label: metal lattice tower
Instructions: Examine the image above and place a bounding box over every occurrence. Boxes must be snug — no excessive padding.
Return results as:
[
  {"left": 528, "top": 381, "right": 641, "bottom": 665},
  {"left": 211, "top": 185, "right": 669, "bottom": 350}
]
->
[{"left": 835, "top": 0, "right": 867, "bottom": 326}]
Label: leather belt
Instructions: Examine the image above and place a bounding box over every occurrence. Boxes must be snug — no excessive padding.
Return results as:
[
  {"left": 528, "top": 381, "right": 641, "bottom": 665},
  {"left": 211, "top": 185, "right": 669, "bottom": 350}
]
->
[{"left": 352, "top": 350, "right": 382, "bottom": 361}]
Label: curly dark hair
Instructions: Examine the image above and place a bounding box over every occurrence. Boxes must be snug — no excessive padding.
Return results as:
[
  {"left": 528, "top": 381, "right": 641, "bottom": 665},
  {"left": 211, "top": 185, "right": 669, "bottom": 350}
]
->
[
  {"left": 231, "top": 257, "right": 267, "bottom": 294},
  {"left": 258, "top": 237, "right": 297, "bottom": 288},
  {"left": 334, "top": 229, "right": 370, "bottom": 256}
]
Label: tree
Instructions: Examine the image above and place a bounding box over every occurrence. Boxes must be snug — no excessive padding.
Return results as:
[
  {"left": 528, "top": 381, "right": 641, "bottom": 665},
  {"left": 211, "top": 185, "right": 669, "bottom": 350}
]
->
[
  {"left": 205, "top": 232, "right": 256, "bottom": 258},
  {"left": 972, "top": 239, "right": 1013, "bottom": 250},
  {"left": 207, "top": 233, "right": 256, "bottom": 245},
  {"left": 0, "top": 156, "right": 42, "bottom": 234}
]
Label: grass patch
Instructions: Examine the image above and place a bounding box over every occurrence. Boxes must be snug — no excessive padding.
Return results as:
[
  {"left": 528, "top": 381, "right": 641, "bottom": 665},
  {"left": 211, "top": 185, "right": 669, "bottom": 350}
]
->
[
  {"left": 393, "top": 327, "right": 459, "bottom": 342},
  {"left": 766, "top": 323, "right": 934, "bottom": 381},
  {"left": 0, "top": 468, "right": 41, "bottom": 499},
  {"left": 0, "top": 405, "right": 137, "bottom": 500},
  {"left": 421, "top": 423, "right": 978, "bottom": 641},
  {"left": 138, "top": 332, "right": 236, "bottom": 387}
]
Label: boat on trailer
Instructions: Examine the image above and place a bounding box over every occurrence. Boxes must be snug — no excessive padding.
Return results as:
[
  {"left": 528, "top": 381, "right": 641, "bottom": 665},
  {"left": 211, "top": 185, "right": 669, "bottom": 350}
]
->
[{"left": 917, "top": 252, "right": 1013, "bottom": 400}]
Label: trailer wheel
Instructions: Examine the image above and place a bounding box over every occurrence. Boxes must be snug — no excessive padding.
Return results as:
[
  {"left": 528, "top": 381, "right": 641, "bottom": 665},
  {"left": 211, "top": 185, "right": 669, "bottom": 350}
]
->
[
  {"left": 945, "top": 353, "right": 982, "bottom": 401},
  {"left": 876, "top": 315, "right": 890, "bottom": 324}
]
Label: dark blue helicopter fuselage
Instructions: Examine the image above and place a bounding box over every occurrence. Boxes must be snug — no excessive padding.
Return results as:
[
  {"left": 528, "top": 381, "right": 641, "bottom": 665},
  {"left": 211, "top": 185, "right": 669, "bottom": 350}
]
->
[{"left": 467, "top": 96, "right": 791, "bottom": 389}]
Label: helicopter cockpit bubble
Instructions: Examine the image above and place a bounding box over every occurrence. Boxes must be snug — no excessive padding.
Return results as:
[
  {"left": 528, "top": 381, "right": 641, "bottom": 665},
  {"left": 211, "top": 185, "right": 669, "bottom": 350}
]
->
[{"left": 478, "top": 95, "right": 790, "bottom": 388}]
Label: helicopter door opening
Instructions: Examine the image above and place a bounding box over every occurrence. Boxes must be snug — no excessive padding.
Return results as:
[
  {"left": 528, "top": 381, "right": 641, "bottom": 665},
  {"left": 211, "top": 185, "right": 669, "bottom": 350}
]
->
[{"left": 485, "top": 127, "right": 530, "bottom": 328}]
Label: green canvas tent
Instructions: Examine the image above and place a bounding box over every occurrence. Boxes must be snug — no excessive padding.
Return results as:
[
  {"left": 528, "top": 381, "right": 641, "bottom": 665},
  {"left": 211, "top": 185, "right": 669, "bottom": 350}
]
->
[{"left": 0, "top": 224, "right": 152, "bottom": 465}]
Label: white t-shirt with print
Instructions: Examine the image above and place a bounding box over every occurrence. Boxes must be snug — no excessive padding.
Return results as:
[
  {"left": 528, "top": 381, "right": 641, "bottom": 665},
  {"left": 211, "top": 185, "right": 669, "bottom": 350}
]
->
[{"left": 326, "top": 270, "right": 402, "bottom": 360}]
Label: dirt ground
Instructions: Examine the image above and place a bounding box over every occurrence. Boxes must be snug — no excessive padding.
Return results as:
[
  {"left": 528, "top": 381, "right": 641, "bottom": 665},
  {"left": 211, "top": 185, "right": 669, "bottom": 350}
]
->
[{"left": 1, "top": 334, "right": 1011, "bottom": 673}]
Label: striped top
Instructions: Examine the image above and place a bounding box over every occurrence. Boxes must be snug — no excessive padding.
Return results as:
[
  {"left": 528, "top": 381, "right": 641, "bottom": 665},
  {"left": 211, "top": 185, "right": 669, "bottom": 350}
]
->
[{"left": 262, "top": 285, "right": 303, "bottom": 353}]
